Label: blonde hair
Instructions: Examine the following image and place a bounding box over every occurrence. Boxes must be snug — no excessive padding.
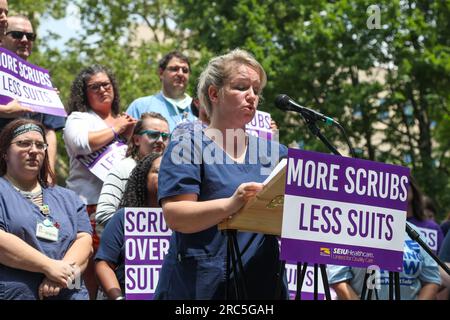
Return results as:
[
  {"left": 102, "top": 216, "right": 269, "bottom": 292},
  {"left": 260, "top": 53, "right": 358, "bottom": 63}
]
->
[{"left": 197, "top": 49, "right": 267, "bottom": 116}]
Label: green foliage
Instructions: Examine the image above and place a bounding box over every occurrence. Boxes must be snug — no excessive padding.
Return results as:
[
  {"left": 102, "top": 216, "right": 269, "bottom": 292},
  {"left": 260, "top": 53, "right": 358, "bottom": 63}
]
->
[{"left": 25, "top": 0, "right": 450, "bottom": 218}]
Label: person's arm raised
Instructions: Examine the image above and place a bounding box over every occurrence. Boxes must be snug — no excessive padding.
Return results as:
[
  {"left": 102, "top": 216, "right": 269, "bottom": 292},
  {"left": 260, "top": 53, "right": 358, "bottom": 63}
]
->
[
  {"left": 0, "top": 100, "right": 33, "bottom": 118},
  {"left": 88, "top": 114, "right": 136, "bottom": 151},
  {"left": 162, "top": 182, "right": 263, "bottom": 234}
]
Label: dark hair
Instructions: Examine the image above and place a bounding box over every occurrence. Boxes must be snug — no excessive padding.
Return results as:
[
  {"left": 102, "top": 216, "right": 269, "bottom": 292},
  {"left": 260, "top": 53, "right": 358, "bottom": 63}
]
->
[
  {"left": 67, "top": 65, "right": 120, "bottom": 116},
  {"left": 158, "top": 51, "right": 190, "bottom": 71},
  {"left": 0, "top": 119, "right": 55, "bottom": 187},
  {"left": 409, "top": 177, "right": 425, "bottom": 221},
  {"left": 190, "top": 98, "right": 199, "bottom": 118},
  {"left": 423, "top": 196, "right": 437, "bottom": 214},
  {"left": 119, "top": 153, "right": 161, "bottom": 208},
  {"left": 125, "top": 112, "right": 169, "bottom": 160}
]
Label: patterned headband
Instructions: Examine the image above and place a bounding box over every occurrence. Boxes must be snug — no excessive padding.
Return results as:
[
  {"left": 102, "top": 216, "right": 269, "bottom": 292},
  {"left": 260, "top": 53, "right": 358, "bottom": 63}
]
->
[{"left": 12, "top": 123, "right": 44, "bottom": 139}]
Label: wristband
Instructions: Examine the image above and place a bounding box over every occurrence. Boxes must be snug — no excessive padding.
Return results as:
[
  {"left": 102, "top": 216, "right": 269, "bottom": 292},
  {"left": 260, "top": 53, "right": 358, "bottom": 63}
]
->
[{"left": 110, "top": 126, "right": 119, "bottom": 140}]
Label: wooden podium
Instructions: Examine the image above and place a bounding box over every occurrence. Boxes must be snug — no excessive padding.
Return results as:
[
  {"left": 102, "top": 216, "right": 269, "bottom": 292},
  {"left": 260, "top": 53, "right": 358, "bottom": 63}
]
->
[{"left": 218, "top": 160, "right": 287, "bottom": 236}]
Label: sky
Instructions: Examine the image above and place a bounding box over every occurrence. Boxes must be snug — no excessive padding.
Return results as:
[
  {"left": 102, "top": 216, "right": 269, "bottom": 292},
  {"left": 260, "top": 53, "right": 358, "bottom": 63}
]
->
[{"left": 37, "top": 3, "right": 83, "bottom": 50}]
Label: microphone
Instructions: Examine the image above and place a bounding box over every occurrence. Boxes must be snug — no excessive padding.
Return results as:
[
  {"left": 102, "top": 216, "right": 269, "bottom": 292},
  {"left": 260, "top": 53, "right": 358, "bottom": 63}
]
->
[{"left": 274, "top": 94, "right": 338, "bottom": 125}]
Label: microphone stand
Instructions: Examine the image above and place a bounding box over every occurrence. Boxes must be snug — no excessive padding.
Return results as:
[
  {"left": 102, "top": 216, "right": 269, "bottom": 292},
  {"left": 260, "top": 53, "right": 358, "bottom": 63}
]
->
[{"left": 290, "top": 112, "right": 344, "bottom": 300}]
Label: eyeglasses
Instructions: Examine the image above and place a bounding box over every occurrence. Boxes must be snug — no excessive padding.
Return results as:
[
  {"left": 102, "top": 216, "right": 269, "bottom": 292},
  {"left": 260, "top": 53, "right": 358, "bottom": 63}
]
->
[
  {"left": 5, "top": 31, "right": 37, "bottom": 41},
  {"left": 11, "top": 140, "right": 48, "bottom": 151},
  {"left": 87, "top": 81, "right": 112, "bottom": 92},
  {"left": 166, "top": 66, "right": 189, "bottom": 74},
  {"left": 139, "top": 130, "right": 171, "bottom": 142}
]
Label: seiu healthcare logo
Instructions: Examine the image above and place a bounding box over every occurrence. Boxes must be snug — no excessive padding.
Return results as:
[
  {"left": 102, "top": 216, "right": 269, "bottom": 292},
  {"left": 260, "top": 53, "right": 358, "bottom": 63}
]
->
[{"left": 320, "top": 247, "right": 331, "bottom": 256}]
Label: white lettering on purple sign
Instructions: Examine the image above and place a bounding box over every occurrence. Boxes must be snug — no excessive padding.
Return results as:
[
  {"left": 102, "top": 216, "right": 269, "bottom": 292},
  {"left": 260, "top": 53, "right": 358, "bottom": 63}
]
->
[{"left": 287, "top": 158, "right": 409, "bottom": 201}]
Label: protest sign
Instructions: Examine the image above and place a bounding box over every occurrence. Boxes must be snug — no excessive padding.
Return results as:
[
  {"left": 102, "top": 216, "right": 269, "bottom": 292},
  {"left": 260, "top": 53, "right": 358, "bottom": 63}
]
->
[
  {"left": 246, "top": 110, "right": 272, "bottom": 140},
  {"left": 281, "top": 149, "right": 410, "bottom": 272},
  {"left": 124, "top": 208, "right": 172, "bottom": 300},
  {"left": 77, "top": 140, "right": 127, "bottom": 181},
  {"left": 0, "top": 47, "right": 66, "bottom": 117}
]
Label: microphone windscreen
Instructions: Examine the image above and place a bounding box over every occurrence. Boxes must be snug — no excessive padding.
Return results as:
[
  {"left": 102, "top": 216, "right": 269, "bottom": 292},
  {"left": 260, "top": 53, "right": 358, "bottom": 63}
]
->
[{"left": 274, "top": 94, "right": 290, "bottom": 110}]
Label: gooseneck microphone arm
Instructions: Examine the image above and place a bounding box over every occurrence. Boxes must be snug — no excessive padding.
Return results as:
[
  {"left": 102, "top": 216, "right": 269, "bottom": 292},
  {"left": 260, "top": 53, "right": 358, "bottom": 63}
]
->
[{"left": 274, "top": 94, "right": 356, "bottom": 157}]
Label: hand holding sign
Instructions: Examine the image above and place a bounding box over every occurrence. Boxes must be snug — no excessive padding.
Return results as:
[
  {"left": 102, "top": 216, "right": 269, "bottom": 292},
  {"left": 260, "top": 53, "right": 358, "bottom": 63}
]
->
[{"left": 0, "top": 99, "right": 34, "bottom": 118}]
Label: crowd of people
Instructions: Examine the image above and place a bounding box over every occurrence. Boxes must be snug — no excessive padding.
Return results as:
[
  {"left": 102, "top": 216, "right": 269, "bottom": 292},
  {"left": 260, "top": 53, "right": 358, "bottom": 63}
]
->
[{"left": 0, "top": 3, "right": 450, "bottom": 300}]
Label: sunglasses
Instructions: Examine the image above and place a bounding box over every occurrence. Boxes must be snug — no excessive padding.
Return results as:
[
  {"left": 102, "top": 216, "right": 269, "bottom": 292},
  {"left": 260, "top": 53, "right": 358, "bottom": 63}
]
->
[
  {"left": 87, "top": 81, "right": 112, "bottom": 92},
  {"left": 11, "top": 140, "right": 48, "bottom": 151},
  {"left": 6, "top": 31, "right": 37, "bottom": 41},
  {"left": 139, "top": 130, "right": 171, "bottom": 141},
  {"left": 166, "top": 66, "right": 189, "bottom": 74}
]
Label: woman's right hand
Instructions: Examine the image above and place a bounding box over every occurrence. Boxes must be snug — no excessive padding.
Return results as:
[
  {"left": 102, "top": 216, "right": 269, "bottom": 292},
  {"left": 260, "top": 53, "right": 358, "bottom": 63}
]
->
[
  {"left": 226, "top": 182, "right": 264, "bottom": 216},
  {"left": 43, "top": 260, "right": 76, "bottom": 287},
  {"left": 111, "top": 113, "right": 136, "bottom": 137}
]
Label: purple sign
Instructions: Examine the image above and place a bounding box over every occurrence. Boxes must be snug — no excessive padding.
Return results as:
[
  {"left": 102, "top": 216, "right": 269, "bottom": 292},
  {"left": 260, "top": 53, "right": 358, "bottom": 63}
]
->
[
  {"left": 124, "top": 208, "right": 172, "bottom": 300},
  {"left": 77, "top": 140, "right": 127, "bottom": 181},
  {"left": 280, "top": 149, "right": 410, "bottom": 272},
  {"left": 246, "top": 110, "right": 272, "bottom": 140},
  {"left": 0, "top": 47, "right": 66, "bottom": 117},
  {"left": 285, "top": 262, "right": 327, "bottom": 300}
]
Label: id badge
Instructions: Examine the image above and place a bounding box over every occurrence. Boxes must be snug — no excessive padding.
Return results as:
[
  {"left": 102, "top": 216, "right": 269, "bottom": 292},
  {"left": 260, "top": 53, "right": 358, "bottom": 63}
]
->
[{"left": 36, "top": 219, "right": 59, "bottom": 242}]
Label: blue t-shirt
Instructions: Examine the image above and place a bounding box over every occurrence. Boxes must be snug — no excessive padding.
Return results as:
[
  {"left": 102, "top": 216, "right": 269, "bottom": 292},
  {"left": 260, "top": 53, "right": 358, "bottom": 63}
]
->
[
  {"left": 95, "top": 208, "right": 125, "bottom": 293},
  {"left": 328, "top": 224, "right": 441, "bottom": 300},
  {"left": 126, "top": 92, "right": 195, "bottom": 132},
  {"left": 0, "top": 177, "right": 92, "bottom": 300},
  {"left": 155, "top": 130, "right": 288, "bottom": 299}
]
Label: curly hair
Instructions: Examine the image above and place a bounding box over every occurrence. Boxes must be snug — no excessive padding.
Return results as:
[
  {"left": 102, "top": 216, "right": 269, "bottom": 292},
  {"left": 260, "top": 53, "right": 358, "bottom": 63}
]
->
[
  {"left": 125, "top": 112, "right": 169, "bottom": 160},
  {"left": 119, "top": 153, "right": 161, "bottom": 208},
  {"left": 0, "top": 118, "right": 55, "bottom": 188},
  {"left": 66, "top": 64, "right": 121, "bottom": 116}
]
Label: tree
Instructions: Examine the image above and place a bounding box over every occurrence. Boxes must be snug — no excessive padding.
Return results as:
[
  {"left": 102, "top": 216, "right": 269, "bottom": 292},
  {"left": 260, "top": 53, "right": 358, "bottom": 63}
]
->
[{"left": 20, "top": 0, "right": 450, "bottom": 216}]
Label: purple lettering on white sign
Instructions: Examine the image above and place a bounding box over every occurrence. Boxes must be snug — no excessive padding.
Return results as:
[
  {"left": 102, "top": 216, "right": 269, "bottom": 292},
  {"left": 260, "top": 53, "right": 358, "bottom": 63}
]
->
[
  {"left": 281, "top": 149, "right": 409, "bottom": 272},
  {"left": 0, "top": 47, "right": 66, "bottom": 117},
  {"left": 246, "top": 110, "right": 272, "bottom": 140},
  {"left": 77, "top": 140, "right": 127, "bottom": 181},
  {"left": 125, "top": 208, "right": 172, "bottom": 300}
]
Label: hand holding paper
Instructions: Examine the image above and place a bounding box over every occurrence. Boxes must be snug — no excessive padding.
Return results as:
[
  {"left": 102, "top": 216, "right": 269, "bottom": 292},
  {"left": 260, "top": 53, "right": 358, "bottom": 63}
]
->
[{"left": 227, "top": 182, "right": 264, "bottom": 216}]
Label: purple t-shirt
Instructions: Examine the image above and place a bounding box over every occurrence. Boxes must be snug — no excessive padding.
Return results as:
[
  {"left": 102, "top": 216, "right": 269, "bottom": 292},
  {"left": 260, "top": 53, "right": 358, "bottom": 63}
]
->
[{"left": 407, "top": 216, "right": 444, "bottom": 253}]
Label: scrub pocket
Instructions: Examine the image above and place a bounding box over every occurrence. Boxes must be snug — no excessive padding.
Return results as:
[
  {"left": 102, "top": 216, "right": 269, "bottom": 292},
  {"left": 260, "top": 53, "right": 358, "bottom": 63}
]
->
[{"left": 167, "top": 253, "right": 224, "bottom": 300}]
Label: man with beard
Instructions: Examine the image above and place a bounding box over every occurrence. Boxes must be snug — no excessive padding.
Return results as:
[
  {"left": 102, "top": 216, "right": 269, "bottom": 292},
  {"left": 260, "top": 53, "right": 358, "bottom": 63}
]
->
[
  {"left": 0, "top": 15, "right": 65, "bottom": 174},
  {"left": 126, "top": 51, "right": 196, "bottom": 132}
]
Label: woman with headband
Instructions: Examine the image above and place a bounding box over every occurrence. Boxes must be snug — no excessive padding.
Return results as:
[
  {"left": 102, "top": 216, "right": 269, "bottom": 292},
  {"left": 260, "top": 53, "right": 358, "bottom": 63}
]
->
[{"left": 0, "top": 119, "right": 92, "bottom": 300}]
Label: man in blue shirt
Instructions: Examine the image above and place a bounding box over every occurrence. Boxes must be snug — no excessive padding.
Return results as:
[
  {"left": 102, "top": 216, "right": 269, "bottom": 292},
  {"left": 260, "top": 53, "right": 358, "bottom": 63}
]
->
[{"left": 126, "top": 51, "right": 196, "bottom": 132}]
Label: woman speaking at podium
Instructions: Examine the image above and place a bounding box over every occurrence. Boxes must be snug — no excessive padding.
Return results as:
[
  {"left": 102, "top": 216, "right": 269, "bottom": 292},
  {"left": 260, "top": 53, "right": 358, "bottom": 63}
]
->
[{"left": 155, "top": 49, "right": 288, "bottom": 299}]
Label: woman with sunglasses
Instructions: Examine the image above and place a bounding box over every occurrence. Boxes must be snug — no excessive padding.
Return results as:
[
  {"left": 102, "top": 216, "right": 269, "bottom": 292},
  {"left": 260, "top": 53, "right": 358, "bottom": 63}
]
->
[
  {"left": 63, "top": 65, "right": 136, "bottom": 299},
  {"left": 0, "top": 119, "right": 92, "bottom": 300},
  {"left": 95, "top": 153, "right": 162, "bottom": 300},
  {"left": 95, "top": 112, "right": 169, "bottom": 236}
]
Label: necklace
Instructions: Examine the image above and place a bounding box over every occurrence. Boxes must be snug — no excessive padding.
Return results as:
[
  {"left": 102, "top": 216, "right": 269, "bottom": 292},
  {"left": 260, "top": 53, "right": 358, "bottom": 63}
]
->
[{"left": 3, "top": 175, "right": 43, "bottom": 206}]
